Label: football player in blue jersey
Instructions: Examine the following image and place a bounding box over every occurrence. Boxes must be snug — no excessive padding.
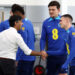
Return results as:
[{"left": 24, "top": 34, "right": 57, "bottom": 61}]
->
[
  {"left": 59, "top": 14, "right": 75, "bottom": 75},
  {"left": 40, "top": 1, "right": 67, "bottom": 75},
  {"left": 14, "top": 4, "right": 36, "bottom": 75}
]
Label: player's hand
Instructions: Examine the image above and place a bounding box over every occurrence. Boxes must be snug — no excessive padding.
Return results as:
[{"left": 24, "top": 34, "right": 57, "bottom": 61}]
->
[{"left": 41, "top": 51, "right": 48, "bottom": 60}]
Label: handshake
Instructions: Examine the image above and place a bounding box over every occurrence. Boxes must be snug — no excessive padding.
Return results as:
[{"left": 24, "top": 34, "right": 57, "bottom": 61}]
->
[
  {"left": 40, "top": 51, "right": 48, "bottom": 60},
  {"left": 31, "top": 50, "right": 48, "bottom": 60}
]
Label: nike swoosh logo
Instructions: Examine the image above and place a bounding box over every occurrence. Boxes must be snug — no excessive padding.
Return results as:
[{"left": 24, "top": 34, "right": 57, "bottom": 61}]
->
[{"left": 48, "top": 26, "right": 51, "bottom": 27}]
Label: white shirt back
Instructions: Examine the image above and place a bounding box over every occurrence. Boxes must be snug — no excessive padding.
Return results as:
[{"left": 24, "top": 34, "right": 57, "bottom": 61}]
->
[{"left": 0, "top": 27, "right": 32, "bottom": 60}]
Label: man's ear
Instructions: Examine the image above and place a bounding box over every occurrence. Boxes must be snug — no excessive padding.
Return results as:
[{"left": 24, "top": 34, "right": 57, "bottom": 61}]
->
[
  {"left": 58, "top": 8, "right": 60, "bottom": 13},
  {"left": 14, "top": 21, "right": 17, "bottom": 26},
  {"left": 10, "top": 11, "right": 13, "bottom": 16}
]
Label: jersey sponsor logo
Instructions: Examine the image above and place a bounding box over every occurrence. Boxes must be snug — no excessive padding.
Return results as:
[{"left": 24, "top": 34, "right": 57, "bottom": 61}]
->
[{"left": 48, "top": 26, "right": 51, "bottom": 28}]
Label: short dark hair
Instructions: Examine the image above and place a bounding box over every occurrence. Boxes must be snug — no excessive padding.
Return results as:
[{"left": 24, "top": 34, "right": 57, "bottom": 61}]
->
[
  {"left": 9, "top": 15, "right": 22, "bottom": 27},
  {"left": 48, "top": 1, "right": 60, "bottom": 9},
  {"left": 11, "top": 4, "right": 25, "bottom": 15},
  {"left": 61, "top": 14, "right": 73, "bottom": 22}
]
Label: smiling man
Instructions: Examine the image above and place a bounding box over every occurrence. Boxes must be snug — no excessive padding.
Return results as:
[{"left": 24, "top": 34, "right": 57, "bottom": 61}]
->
[
  {"left": 40, "top": 1, "right": 67, "bottom": 75},
  {"left": 59, "top": 14, "right": 75, "bottom": 75}
]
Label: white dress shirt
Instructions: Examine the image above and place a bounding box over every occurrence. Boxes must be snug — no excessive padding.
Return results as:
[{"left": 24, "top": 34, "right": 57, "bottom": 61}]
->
[{"left": 0, "top": 27, "right": 32, "bottom": 60}]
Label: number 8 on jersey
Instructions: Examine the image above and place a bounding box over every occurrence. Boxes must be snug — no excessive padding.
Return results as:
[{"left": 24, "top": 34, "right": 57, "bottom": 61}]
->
[{"left": 52, "top": 29, "right": 58, "bottom": 40}]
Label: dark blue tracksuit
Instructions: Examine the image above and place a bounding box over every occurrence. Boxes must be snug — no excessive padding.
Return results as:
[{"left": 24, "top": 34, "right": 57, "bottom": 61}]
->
[{"left": 40, "top": 15, "right": 67, "bottom": 75}]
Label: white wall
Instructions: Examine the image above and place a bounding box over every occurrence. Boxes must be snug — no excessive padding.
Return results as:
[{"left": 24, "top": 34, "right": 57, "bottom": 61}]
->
[
  {"left": 61, "top": 0, "right": 68, "bottom": 15},
  {"left": 60, "top": 0, "right": 75, "bottom": 22},
  {"left": 26, "top": 0, "right": 50, "bottom": 5},
  {"left": 0, "top": 0, "right": 27, "bottom": 6},
  {"left": 0, "top": 0, "right": 75, "bottom": 11},
  {"left": 0, "top": 0, "right": 51, "bottom": 6},
  {"left": 67, "top": 0, "right": 75, "bottom": 6},
  {"left": 60, "top": 0, "right": 75, "bottom": 15}
]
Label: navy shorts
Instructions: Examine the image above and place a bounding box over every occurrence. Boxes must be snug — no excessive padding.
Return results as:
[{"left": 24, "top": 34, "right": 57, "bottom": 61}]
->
[{"left": 47, "top": 55, "right": 67, "bottom": 75}]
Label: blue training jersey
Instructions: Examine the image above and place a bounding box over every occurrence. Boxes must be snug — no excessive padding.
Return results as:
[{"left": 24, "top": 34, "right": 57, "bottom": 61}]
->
[
  {"left": 40, "top": 15, "right": 67, "bottom": 56},
  {"left": 16, "top": 18, "right": 35, "bottom": 61},
  {"left": 0, "top": 20, "right": 10, "bottom": 32},
  {"left": 62, "top": 27, "right": 75, "bottom": 69}
]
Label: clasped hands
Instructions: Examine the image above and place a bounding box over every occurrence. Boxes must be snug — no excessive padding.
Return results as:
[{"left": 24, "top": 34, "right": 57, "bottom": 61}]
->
[{"left": 40, "top": 51, "right": 48, "bottom": 60}]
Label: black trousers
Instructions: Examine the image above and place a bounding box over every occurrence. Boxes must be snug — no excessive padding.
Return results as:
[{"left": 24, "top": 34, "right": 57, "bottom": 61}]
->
[{"left": 0, "top": 58, "right": 16, "bottom": 75}]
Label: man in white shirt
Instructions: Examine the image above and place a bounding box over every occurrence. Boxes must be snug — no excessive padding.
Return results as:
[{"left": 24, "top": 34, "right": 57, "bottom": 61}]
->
[{"left": 0, "top": 15, "right": 48, "bottom": 75}]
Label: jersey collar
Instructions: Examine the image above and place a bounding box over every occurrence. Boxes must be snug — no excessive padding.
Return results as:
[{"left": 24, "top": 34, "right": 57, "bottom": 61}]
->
[
  {"left": 49, "top": 15, "right": 61, "bottom": 22},
  {"left": 66, "top": 27, "right": 72, "bottom": 33}
]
